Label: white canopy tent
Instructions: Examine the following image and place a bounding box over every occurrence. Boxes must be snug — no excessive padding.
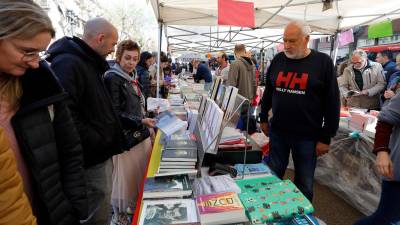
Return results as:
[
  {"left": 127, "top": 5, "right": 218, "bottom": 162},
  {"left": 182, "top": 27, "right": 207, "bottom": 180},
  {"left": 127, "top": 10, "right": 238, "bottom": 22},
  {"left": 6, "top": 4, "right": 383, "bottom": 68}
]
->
[
  {"left": 150, "top": 0, "right": 400, "bottom": 53},
  {"left": 149, "top": 0, "right": 400, "bottom": 96}
]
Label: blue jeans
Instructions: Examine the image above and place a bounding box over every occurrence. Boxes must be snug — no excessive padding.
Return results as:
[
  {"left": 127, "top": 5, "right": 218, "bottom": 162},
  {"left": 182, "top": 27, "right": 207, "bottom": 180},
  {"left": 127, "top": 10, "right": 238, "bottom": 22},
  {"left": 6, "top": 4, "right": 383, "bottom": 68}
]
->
[
  {"left": 268, "top": 131, "right": 317, "bottom": 201},
  {"left": 81, "top": 159, "right": 113, "bottom": 225},
  {"left": 354, "top": 180, "right": 400, "bottom": 225}
]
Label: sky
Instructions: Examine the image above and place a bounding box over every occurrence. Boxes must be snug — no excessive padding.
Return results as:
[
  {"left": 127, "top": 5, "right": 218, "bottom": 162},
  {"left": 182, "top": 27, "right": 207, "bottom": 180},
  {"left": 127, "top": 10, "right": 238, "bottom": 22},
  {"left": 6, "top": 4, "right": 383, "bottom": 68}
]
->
[{"left": 97, "top": 0, "right": 159, "bottom": 50}]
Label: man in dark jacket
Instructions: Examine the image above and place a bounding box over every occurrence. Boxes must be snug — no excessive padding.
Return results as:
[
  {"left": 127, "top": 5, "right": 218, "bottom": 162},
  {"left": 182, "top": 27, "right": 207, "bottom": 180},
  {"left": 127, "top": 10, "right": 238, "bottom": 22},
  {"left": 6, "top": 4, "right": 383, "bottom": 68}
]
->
[
  {"left": 47, "top": 18, "right": 121, "bottom": 225},
  {"left": 376, "top": 50, "right": 398, "bottom": 85},
  {"left": 259, "top": 21, "right": 340, "bottom": 202},
  {"left": 193, "top": 59, "right": 212, "bottom": 91}
]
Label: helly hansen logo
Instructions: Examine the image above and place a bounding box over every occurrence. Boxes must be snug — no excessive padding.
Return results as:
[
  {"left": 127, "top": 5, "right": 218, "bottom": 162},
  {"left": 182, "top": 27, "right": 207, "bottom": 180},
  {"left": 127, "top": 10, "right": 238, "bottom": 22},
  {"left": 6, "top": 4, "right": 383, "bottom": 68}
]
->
[{"left": 275, "top": 71, "right": 308, "bottom": 95}]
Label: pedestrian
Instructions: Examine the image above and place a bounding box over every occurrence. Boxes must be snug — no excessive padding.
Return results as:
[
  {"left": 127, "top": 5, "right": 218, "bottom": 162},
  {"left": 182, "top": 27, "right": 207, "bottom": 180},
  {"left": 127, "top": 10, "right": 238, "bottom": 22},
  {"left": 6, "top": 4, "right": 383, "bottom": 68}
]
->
[{"left": 137, "top": 51, "right": 154, "bottom": 102}]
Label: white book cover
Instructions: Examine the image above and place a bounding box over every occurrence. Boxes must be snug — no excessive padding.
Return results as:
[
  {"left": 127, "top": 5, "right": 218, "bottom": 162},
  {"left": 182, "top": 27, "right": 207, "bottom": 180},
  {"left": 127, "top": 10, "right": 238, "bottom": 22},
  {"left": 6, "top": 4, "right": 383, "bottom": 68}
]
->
[
  {"left": 155, "top": 169, "right": 198, "bottom": 177},
  {"left": 206, "top": 106, "right": 224, "bottom": 154},
  {"left": 139, "top": 199, "right": 198, "bottom": 225},
  {"left": 224, "top": 87, "right": 239, "bottom": 120}
]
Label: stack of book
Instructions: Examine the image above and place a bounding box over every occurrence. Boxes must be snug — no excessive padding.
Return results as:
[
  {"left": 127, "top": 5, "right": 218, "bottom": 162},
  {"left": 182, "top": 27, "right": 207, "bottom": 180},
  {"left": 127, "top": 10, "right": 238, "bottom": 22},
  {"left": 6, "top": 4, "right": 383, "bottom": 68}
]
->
[
  {"left": 218, "top": 127, "right": 252, "bottom": 151},
  {"left": 196, "top": 192, "right": 248, "bottom": 225},
  {"left": 157, "top": 140, "right": 198, "bottom": 176},
  {"left": 143, "top": 174, "right": 192, "bottom": 199}
]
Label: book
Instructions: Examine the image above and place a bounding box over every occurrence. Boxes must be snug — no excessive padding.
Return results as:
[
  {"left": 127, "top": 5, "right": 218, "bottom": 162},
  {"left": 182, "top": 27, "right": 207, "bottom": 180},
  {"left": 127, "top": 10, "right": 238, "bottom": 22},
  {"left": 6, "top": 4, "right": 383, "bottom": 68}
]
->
[
  {"left": 165, "top": 140, "right": 197, "bottom": 150},
  {"left": 139, "top": 199, "right": 199, "bottom": 225},
  {"left": 238, "top": 180, "right": 314, "bottom": 223},
  {"left": 222, "top": 86, "right": 239, "bottom": 120},
  {"left": 196, "top": 192, "right": 248, "bottom": 225},
  {"left": 192, "top": 175, "right": 241, "bottom": 197},
  {"left": 161, "top": 131, "right": 196, "bottom": 145},
  {"left": 235, "top": 176, "right": 281, "bottom": 193},
  {"left": 155, "top": 169, "right": 198, "bottom": 177},
  {"left": 210, "top": 77, "right": 222, "bottom": 101},
  {"left": 147, "top": 97, "right": 170, "bottom": 112},
  {"left": 345, "top": 90, "right": 360, "bottom": 97},
  {"left": 160, "top": 161, "right": 196, "bottom": 166},
  {"left": 156, "top": 111, "right": 188, "bottom": 136},
  {"left": 143, "top": 174, "right": 192, "bottom": 199},
  {"left": 234, "top": 163, "right": 272, "bottom": 176},
  {"left": 160, "top": 163, "right": 195, "bottom": 168},
  {"left": 188, "top": 110, "right": 199, "bottom": 133},
  {"left": 162, "top": 149, "right": 197, "bottom": 162}
]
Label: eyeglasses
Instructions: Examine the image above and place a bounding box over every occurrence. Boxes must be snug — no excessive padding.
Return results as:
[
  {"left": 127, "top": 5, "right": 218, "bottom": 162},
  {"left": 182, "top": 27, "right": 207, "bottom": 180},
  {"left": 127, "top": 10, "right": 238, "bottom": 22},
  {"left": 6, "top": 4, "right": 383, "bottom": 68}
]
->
[
  {"left": 9, "top": 40, "right": 50, "bottom": 61},
  {"left": 22, "top": 50, "right": 50, "bottom": 61}
]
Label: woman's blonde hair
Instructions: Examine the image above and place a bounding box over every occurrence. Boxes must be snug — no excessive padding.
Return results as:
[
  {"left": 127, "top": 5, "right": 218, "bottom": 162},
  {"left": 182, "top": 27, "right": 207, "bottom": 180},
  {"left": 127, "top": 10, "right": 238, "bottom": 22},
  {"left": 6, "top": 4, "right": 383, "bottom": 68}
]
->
[{"left": 0, "top": 0, "right": 55, "bottom": 111}]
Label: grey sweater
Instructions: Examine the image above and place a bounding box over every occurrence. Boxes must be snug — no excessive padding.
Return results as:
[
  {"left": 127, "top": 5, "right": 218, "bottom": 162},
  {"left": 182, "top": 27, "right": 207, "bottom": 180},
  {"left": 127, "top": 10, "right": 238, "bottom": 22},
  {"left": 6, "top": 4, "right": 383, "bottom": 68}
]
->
[{"left": 378, "top": 92, "right": 400, "bottom": 181}]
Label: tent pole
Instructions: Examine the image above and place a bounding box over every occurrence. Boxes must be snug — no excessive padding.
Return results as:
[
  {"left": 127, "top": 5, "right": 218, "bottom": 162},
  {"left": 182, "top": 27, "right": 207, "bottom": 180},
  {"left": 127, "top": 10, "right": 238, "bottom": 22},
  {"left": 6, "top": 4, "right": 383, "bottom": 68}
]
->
[
  {"left": 331, "top": 33, "right": 339, "bottom": 66},
  {"left": 157, "top": 21, "right": 163, "bottom": 98}
]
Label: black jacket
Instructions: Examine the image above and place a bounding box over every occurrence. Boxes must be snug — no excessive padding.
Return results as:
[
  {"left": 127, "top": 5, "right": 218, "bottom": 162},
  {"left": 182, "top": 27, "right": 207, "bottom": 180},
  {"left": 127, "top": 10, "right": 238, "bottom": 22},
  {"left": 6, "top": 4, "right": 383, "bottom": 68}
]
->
[
  {"left": 104, "top": 65, "right": 147, "bottom": 131},
  {"left": 11, "top": 61, "right": 87, "bottom": 225},
  {"left": 136, "top": 64, "right": 152, "bottom": 100},
  {"left": 47, "top": 36, "right": 123, "bottom": 167}
]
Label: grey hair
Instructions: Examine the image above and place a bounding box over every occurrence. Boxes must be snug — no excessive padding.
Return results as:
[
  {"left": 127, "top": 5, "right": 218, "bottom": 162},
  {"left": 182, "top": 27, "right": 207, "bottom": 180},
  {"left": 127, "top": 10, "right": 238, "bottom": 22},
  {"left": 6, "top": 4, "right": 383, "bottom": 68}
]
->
[
  {"left": 286, "top": 21, "right": 312, "bottom": 36},
  {"left": 352, "top": 49, "right": 368, "bottom": 59},
  {"left": 0, "top": 0, "right": 55, "bottom": 40}
]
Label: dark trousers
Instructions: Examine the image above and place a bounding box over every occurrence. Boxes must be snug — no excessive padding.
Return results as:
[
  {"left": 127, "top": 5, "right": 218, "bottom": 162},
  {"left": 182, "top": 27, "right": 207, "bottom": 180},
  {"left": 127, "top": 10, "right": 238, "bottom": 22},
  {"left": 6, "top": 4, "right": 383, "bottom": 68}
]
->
[
  {"left": 268, "top": 130, "right": 317, "bottom": 201},
  {"left": 354, "top": 180, "right": 400, "bottom": 225}
]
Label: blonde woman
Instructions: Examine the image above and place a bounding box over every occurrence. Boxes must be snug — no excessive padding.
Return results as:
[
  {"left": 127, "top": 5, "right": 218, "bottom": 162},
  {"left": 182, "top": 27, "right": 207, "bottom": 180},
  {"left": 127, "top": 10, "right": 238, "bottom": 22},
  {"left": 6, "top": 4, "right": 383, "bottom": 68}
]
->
[{"left": 0, "top": 1, "right": 87, "bottom": 225}]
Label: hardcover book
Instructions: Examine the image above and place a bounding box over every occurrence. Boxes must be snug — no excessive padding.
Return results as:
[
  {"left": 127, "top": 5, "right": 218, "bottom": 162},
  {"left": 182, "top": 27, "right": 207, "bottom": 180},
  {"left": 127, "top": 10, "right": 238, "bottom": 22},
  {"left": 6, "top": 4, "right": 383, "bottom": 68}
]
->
[
  {"left": 139, "top": 199, "right": 199, "bottom": 225},
  {"left": 238, "top": 180, "right": 314, "bottom": 224},
  {"left": 196, "top": 192, "right": 247, "bottom": 225}
]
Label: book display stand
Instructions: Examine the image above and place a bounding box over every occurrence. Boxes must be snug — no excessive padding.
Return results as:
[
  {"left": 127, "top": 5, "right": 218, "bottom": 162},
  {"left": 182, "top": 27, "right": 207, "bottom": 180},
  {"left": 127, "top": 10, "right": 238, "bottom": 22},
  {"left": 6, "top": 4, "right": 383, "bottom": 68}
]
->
[{"left": 194, "top": 91, "right": 252, "bottom": 180}]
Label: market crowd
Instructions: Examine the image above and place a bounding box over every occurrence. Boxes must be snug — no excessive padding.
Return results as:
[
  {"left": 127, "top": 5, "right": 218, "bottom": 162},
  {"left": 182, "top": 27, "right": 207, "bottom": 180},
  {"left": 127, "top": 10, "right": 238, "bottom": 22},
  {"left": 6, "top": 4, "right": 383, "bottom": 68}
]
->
[{"left": 0, "top": 1, "right": 399, "bottom": 225}]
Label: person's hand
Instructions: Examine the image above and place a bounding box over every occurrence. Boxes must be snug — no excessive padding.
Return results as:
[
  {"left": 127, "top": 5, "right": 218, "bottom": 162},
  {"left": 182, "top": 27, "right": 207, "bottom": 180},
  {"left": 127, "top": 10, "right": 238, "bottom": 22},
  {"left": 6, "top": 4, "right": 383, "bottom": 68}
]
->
[
  {"left": 360, "top": 90, "right": 369, "bottom": 96},
  {"left": 142, "top": 118, "right": 157, "bottom": 128},
  {"left": 260, "top": 122, "right": 269, "bottom": 137},
  {"left": 316, "top": 142, "right": 330, "bottom": 157},
  {"left": 375, "top": 151, "right": 394, "bottom": 179},
  {"left": 384, "top": 90, "right": 396, "bottom": 99}
]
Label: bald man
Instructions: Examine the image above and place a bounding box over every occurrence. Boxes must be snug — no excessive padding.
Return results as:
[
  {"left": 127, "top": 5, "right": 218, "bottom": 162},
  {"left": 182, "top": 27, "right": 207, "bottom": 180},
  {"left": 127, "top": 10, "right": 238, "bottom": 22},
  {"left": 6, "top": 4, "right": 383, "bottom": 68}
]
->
[
  {"left": 259, "top": 21, "right": 340, "bottom": 201},
  {"left": 47, "top": 18, "right": 122, "bottom": 225}
]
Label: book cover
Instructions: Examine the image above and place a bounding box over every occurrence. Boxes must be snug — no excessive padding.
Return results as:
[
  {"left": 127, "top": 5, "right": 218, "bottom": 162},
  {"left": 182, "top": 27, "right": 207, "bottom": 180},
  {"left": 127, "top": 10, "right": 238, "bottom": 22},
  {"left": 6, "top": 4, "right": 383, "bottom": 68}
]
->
[
  {"left": 144, "top": 174, "right": 191, "bottom": 192},
  {"left": 165, "top": 140, "right": 197, "bottom": 150},
  {"left": 234, "top": 163, "right": 272, "bottom": 176},
  {"left": 155, "top": 169, "right": 198, "bottom": 177},
  {"left": 238, "top": 180, "right": 314, "bottom": 223},
  {"left": 160, "top": 161, "right": 196, "bottom": 166},
  {"left": 156, "top": 112, "right": 187, "bottom": 135},
  {"left": 196, "top": 192, "right": 244, "bottom": 215},
  {"left": 162, "top": 149, "right": 197, "bottom": 162},
  {"left": 235, "top": 175, "right": 281, "bottom": 193},
  {"left": 139, "top": 199, "right": 199, "bottom": 225}
]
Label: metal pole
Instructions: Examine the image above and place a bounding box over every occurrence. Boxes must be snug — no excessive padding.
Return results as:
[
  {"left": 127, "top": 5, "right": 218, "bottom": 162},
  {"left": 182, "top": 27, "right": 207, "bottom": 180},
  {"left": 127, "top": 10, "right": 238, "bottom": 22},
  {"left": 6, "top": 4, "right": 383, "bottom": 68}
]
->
[
  {"left": 332, "top": 33, "right": 339, "bottom": 66},
  {"left": 156, "top": 22, "right": 163, "bottom": 98}
]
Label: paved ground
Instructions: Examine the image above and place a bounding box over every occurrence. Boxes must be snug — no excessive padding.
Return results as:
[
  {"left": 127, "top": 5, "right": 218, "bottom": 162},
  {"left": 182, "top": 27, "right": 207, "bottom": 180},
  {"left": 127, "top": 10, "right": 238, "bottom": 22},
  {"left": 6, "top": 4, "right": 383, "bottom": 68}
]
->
[{"left": 284, "top": 169, "right": 364, "bottom": 225}]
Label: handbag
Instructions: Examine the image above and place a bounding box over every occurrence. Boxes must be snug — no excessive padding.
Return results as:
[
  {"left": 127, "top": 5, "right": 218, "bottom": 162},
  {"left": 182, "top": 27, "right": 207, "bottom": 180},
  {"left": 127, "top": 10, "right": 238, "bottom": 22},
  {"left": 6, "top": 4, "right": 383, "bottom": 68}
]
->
[{"left": 122, "top": 124, "right": 150, "bottom": 150}]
